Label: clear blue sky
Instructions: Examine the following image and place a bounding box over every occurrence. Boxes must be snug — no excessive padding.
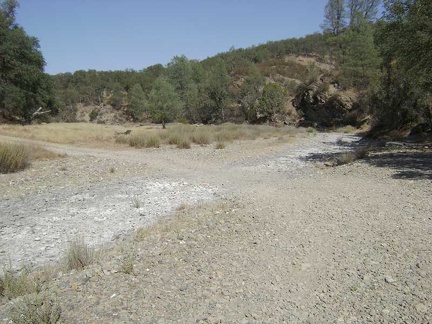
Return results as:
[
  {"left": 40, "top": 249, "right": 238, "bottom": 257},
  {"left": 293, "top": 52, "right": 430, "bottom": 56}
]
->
[{"left": 16, "top": 0, "right": 329, "bottom": 75}]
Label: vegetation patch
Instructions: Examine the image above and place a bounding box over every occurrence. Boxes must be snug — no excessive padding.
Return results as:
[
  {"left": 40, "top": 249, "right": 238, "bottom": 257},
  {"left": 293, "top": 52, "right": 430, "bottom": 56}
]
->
[
  {"left": 176, "top": 138, "right": 191, "bottom": 149},
  {"left": 8, "top": 293, "right": 61, "bottom": 324},
  {"left": 215, "top": 141, "right": 226, "bottom": 149},
  {"left": 0, "top": 142, "right": 64, "bottom": 174},
  {"left": 0, "top": 143, "right": 30, "bottom": 173},
  {"left": 0, "top": 267, "right": 39, "bottom": 300},
  {"left": 335, "top": 147, "right": 369, "bottom": 166},
  {"left": 118, "top": 243, "right": 136, "bottom": 275},
  {"left": 63, "top": 238, "right": 94, "bottom": 271}
]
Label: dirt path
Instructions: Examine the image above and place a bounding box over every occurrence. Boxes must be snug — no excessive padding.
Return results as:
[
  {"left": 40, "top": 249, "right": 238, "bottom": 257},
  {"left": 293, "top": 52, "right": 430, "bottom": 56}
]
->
[{"left": 0, "top": 132, "right": 431, "bottom": 322}]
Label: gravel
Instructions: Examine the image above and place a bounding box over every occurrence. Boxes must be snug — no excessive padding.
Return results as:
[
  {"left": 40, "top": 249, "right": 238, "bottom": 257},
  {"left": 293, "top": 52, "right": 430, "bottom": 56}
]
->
[{"left": 0, "top": 132, "right": 431, "bottom": 323}]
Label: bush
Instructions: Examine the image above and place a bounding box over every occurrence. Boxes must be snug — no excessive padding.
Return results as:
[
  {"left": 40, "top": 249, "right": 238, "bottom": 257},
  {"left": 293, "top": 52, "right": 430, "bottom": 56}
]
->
[
  {"left": 336, "top": 147, "right": 369, "bottom": 166},
  {"left": 191, "top": 130, "right": 211, "bottom": 145},
  {"left": 89, "top": 109, "right": 99, "bottom": 122},
  {"left": 129, "top": 135, "right": 147, "bottom": 148},
  {"left": 177, "top": 138, "right": 191, "bottom": 149},
  {"left": 8, "top": 293, "right": 61, "bottom": 324},
  {"left": 0, "top": 143, "right": 30, "bottom": 173},
  {"left": 64, "top": 237, "right": 94, "bottom": 271},
  {"left": 144, "top": 135, "right": 160, "bottom": 148},
  {"left": 0, "top": 267, "right": 39, "bottom": 300},
  {"left": 119, "top": 243, "right": 136, "bottom": 275},
  {"left": 215, "top": 141, "right": 226, "bottom": 149}
]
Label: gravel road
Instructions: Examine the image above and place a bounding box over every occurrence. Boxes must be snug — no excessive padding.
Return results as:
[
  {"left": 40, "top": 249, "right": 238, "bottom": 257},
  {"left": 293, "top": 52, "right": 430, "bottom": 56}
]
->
[{"left": 0, "top": 132, "right": 431, "bottom": 323}]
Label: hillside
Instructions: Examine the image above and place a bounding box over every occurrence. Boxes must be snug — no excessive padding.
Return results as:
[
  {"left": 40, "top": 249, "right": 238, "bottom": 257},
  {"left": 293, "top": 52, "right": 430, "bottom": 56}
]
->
[
  {"left": 50, "top": 33, "right": 368, "bottom": 129},
  {"left": 2, "top": 0, "right": 431, "bottom": 136}
]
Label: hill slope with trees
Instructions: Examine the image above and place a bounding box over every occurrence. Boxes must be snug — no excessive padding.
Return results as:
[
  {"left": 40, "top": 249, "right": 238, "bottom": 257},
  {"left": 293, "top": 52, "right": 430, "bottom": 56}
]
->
[{"left": 0, "top": 0, "right": 431, "bottom": 135}]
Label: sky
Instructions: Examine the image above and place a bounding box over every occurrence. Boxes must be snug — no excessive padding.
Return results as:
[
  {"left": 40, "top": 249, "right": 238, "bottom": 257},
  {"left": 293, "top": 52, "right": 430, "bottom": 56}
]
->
[{"left": 16, "top": 0, "right": 330, "bottom": 75}]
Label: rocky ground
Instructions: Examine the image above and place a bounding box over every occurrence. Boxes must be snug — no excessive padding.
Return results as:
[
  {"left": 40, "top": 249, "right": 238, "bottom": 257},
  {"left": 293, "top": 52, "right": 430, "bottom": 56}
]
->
[{"left": 0, "top": 132, "right": 431, "bottom": 323}]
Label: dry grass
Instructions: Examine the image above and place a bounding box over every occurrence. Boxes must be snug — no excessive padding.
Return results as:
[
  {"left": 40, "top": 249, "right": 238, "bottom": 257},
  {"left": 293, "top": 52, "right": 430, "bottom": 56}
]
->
[
  {"left": 125, "top": 123, "right": 303, "bottom": 149},
  {"left": 118, "top": 243, "right": 136, "bottom": 275},
  {"left": 0, "top": 123, "right": 132, "bottom": 147},
  {"left": 336, "top": 147, "right": 369, "bottom": 166},
  {"left": 334, "top": 125, "right": 359, "bottom": 134},
  {"left": 0, "top": 143, "right": 30, "bottom": 173},
  {"left": 0, "top": 267, "right": 39, "bottom": 300},
  {"left": 8, "top": 293, "right": 61, "bottom": 324},
  {"left": 215, "top": 141, "right": 226, "bottom": 149},
  {"left": 0, "top": 123, "right": 306, "bottom": 150},
  {"left": 0, "top": 142, "right": 64, "bottom": 174},
  {"left": 63, "top": 237, "right": 94, "bottom": 271}
]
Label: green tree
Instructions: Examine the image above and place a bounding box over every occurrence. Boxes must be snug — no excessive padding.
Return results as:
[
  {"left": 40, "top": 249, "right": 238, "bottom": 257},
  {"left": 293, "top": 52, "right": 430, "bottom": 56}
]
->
[
  {"left": 256, "top": 83, "right": 287, "bottom": 122},
  {"left": 383, "top": 0, "right": 432, "bottom": 92},
  {"left": 347, "top": 0, "right": 381, "bottom": 26},
  {"left": 205, "top": 59, "right": 230, "bottom": 123},
  {"left": 108, "top": 82, "right": 124, "bottom": 109},
  {"left": 338, "top": 18, "right": 381, "bottom": 88},
  {"left": 371, "top": 0, "right": 432, "bottom": 129},
  {"left": 147, "top": 77, "right": 181, "bottom": 128},
  {"left": 0, "top": 0, "right": 55, "bottom": 123},
  {"left": 238, "top": 65, "right": 265, "bottom": 122},
  {"left": 128, "top": 83, "right": 146, "bottom": 121},
  {"left": 166, "top": 55, "right": 193, "bottom": 103},
  {"left": 322, "top": 0, "right": 347, "bottom": 35}
]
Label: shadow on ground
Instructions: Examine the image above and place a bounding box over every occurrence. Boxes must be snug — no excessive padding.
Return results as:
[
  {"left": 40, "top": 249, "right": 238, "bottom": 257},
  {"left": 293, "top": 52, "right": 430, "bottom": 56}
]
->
[
  {"left": 366, "top": 151, "right": 432, "bottom": 180},
  {"left": 303, "top": 138, "right": 432, "bottom": 181}
]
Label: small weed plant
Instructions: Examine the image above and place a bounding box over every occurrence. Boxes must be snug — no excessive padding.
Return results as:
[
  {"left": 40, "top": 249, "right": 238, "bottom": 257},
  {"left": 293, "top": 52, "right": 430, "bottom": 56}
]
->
[
  {"left": 131, "top": 195, "right": 141, "bottom": 209},
  {"left": 64, "top": 237, "right": 94, "bottom": 271},
  {"left": 119, "top": 243, "right": 136, "bottom": 274}
]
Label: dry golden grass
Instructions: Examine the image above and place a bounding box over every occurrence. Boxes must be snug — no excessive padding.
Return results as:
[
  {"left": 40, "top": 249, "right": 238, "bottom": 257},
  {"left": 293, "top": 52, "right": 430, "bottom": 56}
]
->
[
  {"left": 127, "top": 123, "right": 303, "bottom": 149},
  {"left": 0, "top": 123, "right": 133, "bottom": 147},
  {"left": 0, "top": 123, "right": 305, "bottom": 149},
  {"left": 0, "top": 142, "right": 63, "bottom": 174}
]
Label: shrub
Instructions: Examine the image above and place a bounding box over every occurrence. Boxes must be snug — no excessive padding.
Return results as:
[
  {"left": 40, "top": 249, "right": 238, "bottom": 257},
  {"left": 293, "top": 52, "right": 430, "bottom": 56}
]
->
[
  {"left": 0, "top": 143, "right": 30, "bottom": 173},
  {"left": 89, "top": 109, "right": 99, "bottom": 122},
  {"left": 336, "top": 147, "right": 369, "bottom": 166},
  {"left": 177, "top": 138, "right": 191, "bottom": 149},
  {"left": 191, "top": 130, "right": 211, "bottom": 145},
  {"left": 128, "top": 135, "right": 147, "bottom": 148},
  {"left": 0, "top": 267, "right": 39, "bottom": 300},
  {"left": 119, "top": 243, "right": 136, "bottom": 275},
  {"left": 64, "top": 237, "right": 94, "bottom": 271},
  {"left": 167, "top": 133, "right": 183, "bottom": 145},
  {"left": 144, "top": 135, "right": 160, "bottom": 148},
  {"left": 8, "top": 293, "right": 61, "bottom": 324},
  {"left": 114, "top": 135, "right": 129, "bottom": 145},
  {"left": 215, "top": 141, "right": 226, "bottom": 149}
]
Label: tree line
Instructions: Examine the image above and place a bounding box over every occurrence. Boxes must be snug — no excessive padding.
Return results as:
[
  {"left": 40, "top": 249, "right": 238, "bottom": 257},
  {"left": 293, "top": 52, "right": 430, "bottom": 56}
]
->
[{"left": 1, "top": 0, "right": 431, "bottom": 132}]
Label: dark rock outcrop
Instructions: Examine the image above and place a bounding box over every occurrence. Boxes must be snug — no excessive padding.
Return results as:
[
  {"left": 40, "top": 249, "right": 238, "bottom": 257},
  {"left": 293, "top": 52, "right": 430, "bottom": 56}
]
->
[{"left": 292, "top": 82, "right": 363, "bottom": 128}]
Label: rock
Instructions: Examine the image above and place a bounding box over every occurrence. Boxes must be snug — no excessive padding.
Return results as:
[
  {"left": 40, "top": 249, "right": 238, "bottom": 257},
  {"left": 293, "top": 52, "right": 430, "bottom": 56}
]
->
[
  {"left": 415, "top": 303, "right": 428, "bottom": 313},
  {"left": 384, "top": 275, "right": 396, "bottom": 284}
]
